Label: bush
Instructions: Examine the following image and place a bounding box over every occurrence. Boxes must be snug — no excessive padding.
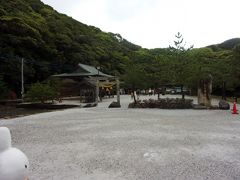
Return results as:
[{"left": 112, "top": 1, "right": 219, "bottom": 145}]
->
[
  {"left": 128, "top": 98, "right": 193, "bottom": 109},
  {"left": 46, "top": 77, "right": 62, "bottom": 92},
  {"left": 26, "top": 82, "right": 57, "bottom": 103}
]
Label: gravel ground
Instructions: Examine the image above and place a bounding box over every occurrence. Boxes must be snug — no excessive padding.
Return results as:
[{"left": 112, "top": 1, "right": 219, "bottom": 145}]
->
[{"left": 0, "top": 95, "right": 240, "bottom": 180}]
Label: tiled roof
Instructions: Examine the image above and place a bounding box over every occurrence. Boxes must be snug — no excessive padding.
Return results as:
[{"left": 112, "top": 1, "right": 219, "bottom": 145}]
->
[{"left": 53, "top": 63, "right": 114, "bottom": 78}]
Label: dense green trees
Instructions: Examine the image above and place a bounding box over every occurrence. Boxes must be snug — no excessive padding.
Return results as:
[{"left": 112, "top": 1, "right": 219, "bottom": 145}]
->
[
  {"left": 0, "top": 0, "right": 140, "bottom": 96},
  {"left": 0, "top": 0, "right": 240, "bottom": 99},
  {"left": 122, "top": 39, "right": 240, "bottom": 97}
]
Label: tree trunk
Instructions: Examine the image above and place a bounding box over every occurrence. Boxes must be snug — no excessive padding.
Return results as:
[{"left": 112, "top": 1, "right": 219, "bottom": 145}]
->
[
  {"left": 222, "top": 81, "right": 226, "bottom": 100},
  {"left": 181, "top": 84, "right": 185, "bottom": 99}
]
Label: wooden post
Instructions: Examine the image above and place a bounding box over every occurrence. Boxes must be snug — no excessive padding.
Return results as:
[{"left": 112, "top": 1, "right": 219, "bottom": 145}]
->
[
  {"left": 96, "top": 79, "right": 99, "bottom": 105},
  {"left": 116, "top": 78, "right": 120, "bottom": 105},
  {"left": 108, "top": 78, "right": 121, "bottom": 108}
]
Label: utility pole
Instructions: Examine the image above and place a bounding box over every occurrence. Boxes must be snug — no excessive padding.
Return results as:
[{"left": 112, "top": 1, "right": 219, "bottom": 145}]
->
[{"left": 21, "top": 58, "right": 24, "bottom": 100}]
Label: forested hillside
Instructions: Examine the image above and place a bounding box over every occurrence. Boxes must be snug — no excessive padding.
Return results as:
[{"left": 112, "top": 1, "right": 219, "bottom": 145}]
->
[
  {"left": 0, "top": 0, "right": 240, "bottom": 98},
  {"left": 0, "top": 0, "right": 141, "bottom": 95}
]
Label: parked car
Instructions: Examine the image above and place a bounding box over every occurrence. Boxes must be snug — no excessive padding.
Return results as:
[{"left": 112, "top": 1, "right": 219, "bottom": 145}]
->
[
  {"left": 166, "top": 87, "right": 190, "bottom": 95},
  {"left": 175, "top": 87, "right": 182, "bottom": 94},
  {"left": 166, "top": 88, "right": 176, "bottom": 94}
]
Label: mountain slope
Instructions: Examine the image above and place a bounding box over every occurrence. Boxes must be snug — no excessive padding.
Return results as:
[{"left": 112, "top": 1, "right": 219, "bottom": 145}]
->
[
  {"left": 207, "top": 38, "right": 240, "bottom": 51},
  {"left": 0, "top": 0, "right": 141, "bottom": 92}
]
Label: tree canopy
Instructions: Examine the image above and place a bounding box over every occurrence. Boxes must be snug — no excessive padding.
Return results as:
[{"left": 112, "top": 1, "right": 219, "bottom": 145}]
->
[{"left": 0, "top": 0, "right": 240, "bottom": 98}]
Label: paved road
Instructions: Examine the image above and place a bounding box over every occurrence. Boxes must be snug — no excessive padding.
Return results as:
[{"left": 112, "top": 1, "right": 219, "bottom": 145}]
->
[{"left": 1, "top": 95, "right": 240, "bottom": 180}]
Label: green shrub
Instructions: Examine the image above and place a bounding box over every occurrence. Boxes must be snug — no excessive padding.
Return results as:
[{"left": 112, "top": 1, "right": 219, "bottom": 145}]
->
[
  {"left": 26, "top": 82, "right": 57, "bottom": 103},
  {"left": 46, "top": 77, "right": 62, "bottom": 92}
]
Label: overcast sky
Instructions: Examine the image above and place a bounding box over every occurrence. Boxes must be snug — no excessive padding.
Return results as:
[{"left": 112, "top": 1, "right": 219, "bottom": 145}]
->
[{"left": 41, "top": 0, "right": 239, "bottom": 49}]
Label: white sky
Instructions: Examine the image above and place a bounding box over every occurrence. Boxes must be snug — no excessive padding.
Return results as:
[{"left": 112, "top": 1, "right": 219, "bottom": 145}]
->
[{"left": 41, "top": 0, "right": 240, "bottom": 49}]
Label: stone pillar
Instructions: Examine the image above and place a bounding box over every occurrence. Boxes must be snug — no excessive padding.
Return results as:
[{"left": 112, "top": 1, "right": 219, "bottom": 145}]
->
[{"left": 198, "top": 76, "right": 212, "bottom": 107}]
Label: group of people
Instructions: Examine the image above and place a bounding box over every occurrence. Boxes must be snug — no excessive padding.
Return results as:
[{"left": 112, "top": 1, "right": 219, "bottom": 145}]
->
[{"left": 99, "top": 87, "right": 114, "bottom": 101}]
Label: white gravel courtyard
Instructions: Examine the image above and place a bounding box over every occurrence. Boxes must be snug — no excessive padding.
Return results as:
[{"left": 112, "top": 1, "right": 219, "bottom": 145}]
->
[{"left": 0, "top": 95, "right": 240, "bottom": 180}]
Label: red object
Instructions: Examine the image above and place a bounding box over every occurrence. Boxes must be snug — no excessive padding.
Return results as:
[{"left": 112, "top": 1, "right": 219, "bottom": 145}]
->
[{"left": 232, "top": 102, "right": 239, "bottom": 114}]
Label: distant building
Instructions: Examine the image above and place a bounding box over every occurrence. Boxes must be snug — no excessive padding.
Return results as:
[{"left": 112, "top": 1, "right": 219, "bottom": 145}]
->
[{"left": 53, "top": 63, "right": 116, "bottom": 103}]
